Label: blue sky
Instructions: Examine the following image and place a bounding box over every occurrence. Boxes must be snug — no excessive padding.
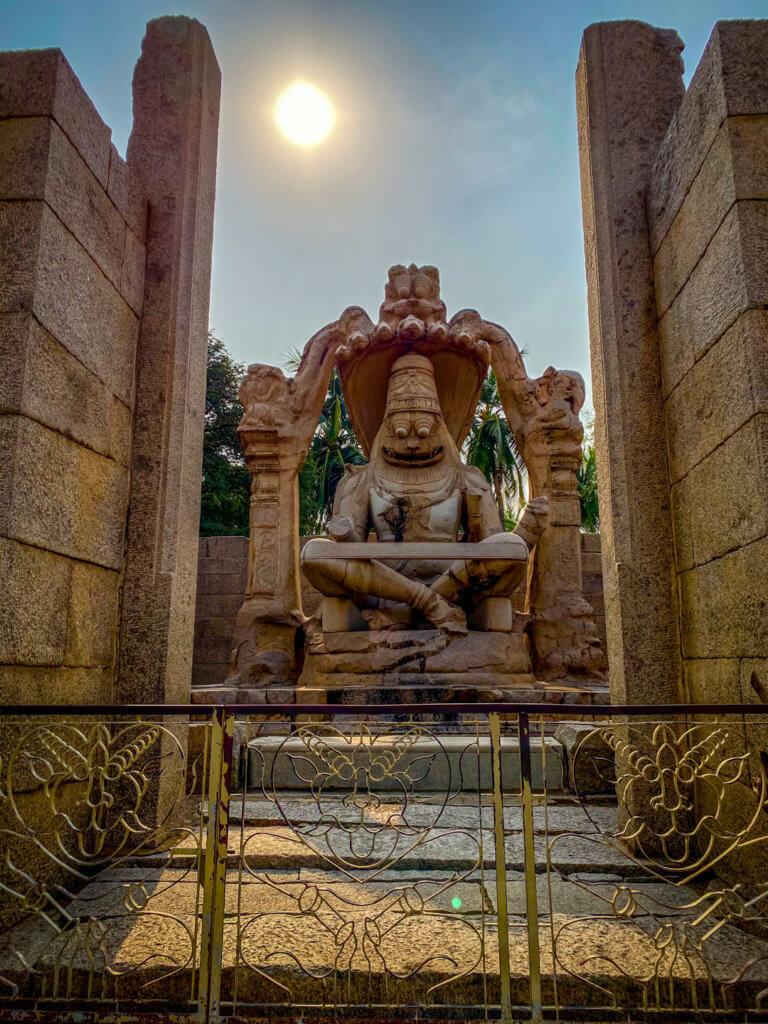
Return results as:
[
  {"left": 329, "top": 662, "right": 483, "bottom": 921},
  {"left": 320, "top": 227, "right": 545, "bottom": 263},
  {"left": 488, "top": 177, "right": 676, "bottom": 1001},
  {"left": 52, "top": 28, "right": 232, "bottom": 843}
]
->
[{"left": 3, "top": 1, "right": 766, "bottom": 408}]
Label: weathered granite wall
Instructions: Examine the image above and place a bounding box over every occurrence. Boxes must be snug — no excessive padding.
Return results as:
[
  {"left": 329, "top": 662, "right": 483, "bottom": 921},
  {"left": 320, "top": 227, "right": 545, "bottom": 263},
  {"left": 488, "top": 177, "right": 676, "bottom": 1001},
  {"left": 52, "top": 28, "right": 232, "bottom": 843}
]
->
[
  {"left": 578, "top": 19, "right": 768, "bottom": 708},
  {"left": 648, "top": 21, "right": 768, "bottom": 708},
  {"left": 0, "top": 50, "right": 146, "bottom": 704},
  {"left": 0, "top": 19, "right": 220, "bottom": 706},
  {"left": 192, "top": 533, "right": 607, "bottom": 695}
]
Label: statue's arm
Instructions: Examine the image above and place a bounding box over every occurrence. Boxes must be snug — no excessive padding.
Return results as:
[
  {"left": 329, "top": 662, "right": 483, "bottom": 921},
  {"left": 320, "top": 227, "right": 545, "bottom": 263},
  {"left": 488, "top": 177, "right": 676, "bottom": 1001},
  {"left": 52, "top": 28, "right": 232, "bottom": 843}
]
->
[
  {"left": 327, "top": 468, "right": 369, "bottom": 542},
  {"left": 463, "top": 467, "right": 505, "bottom": 540},
  {"left": 513, "top": 495, "right": 549, "bottom": 546}
]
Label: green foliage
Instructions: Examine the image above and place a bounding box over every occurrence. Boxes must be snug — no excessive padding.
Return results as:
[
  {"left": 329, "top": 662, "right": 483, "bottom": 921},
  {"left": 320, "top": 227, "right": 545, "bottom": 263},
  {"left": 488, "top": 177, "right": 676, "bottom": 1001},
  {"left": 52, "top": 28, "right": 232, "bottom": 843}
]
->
[
  {"left": 578, "top": 412, "right": 600, "bottom": 532},
  {"left": 200, "top": 332, "right": 250, "bottom": 536},
  {"left": 464, "top": 372, "right": 527, "bottom": 524},
  {"left": 297, "top": 368, "right": 367, "bottom": 534}
]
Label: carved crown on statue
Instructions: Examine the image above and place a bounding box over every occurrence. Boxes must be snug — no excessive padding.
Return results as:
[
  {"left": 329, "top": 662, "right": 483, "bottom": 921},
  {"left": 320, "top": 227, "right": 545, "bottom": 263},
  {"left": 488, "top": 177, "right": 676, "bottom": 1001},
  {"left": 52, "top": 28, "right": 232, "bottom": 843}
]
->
[
  {"left": 335, "top": 264, "right": 495, "bottom": 455},
  {"left": 226, "top": 264, "right": 606, "bottom": 702}
]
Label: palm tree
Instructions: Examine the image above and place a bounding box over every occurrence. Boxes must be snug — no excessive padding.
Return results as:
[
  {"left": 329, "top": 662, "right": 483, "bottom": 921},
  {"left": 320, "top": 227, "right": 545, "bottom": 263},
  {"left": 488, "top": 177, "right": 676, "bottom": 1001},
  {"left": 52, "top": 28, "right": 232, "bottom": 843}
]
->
[
  {"left": 577, "top": 444, "right": 599, "bottom": 532},
  {"left": 464, "top": 372, "right": 527, "bottom": 527},
  {"left": 308, "top": 371, "right": 367, "bottom": 531}
]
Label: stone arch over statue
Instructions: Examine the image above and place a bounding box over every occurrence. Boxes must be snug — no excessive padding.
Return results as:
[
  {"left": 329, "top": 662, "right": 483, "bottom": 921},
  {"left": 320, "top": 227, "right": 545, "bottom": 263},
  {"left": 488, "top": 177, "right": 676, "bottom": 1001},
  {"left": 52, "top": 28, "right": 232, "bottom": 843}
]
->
[{"left": 227, "top": 264, "right": 605, "bottom": 700}]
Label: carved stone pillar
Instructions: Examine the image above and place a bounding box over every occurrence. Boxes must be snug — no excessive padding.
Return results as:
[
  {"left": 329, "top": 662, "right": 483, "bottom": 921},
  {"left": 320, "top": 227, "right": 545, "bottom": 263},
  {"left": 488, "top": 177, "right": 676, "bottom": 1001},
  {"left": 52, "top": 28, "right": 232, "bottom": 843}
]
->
[
  {"left": 495, "top": 362, "right": 606, "bottom": 683},
  {"left": 225, "top": 427, "right": 303, "bottom": 693},
  {"left": 526, "top": 402, "right": 605, "bottom": 682},
  {"left": 224, "top": 322, "right": 346, "bottom": 695}
]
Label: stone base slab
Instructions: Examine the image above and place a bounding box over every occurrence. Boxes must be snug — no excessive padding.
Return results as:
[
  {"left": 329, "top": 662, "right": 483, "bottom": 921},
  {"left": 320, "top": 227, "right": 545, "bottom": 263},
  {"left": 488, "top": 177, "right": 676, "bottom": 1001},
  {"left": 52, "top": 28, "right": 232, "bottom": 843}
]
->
[
  {"left": 295, "top": 627, "right": 611, "bottom": 704},
  {"left": 299, "top": 627, "right": 532, "bottom": 689}
]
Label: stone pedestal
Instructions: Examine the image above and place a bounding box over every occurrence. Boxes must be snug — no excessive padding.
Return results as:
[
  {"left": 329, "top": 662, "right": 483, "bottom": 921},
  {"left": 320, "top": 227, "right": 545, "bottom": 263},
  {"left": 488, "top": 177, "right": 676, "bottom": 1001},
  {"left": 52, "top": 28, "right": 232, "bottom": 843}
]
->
[
  {"left": 296, "top": 627, "right": 608, "bottom": 706},
  {"left": 297, "top": 629, "right": 536, "bottom": 704}
]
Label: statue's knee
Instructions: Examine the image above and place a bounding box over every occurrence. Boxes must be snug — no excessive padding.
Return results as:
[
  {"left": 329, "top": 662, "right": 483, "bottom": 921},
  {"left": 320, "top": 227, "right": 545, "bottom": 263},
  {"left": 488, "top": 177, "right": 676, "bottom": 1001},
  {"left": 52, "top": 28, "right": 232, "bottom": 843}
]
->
[
  {"left": 301, "top": 556, "right": 346, "bottom": 593},
  {"left": 473, "top": 557, "right": 524, "bottom": 597}
]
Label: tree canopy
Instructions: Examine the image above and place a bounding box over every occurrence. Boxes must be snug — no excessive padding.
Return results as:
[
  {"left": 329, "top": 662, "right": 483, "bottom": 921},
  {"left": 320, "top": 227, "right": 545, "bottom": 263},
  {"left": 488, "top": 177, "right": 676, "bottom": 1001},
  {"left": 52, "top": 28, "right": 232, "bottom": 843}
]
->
[
  {"left": 199, "top": 332, "right": 250, "bottom": 536},
  {"left": 463, "top": 372, "right": 527, "bottom": 528},
  {"left": 577, "top": 412, "right": 600, "bottom": 533}
]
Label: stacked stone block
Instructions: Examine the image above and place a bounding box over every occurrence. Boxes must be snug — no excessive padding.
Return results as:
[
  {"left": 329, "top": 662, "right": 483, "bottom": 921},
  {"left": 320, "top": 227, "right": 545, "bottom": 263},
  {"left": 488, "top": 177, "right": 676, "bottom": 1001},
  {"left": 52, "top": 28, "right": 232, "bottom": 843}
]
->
[
  {"left": 0, "top": 50, "right": 146, "bottom": 704},
  {"left": 0, "top": 19, "right": 220, "bottom": 708},
  {"left": 581, "top": 533, "right": 606, "bottom": 653},
  {"left": 193, "top": 537, "right": 250, "bottom": 691},
  {"left": 579, "top": 19, "right": 768, "bottom": 708},
  {"left": 647, "top": 22, "right": 768, "bottom": 707}
]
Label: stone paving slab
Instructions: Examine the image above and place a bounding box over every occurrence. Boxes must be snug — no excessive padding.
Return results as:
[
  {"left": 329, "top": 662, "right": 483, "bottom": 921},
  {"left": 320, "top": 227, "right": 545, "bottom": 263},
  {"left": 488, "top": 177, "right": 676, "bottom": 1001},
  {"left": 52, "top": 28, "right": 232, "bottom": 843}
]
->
[
  {"left": 226, "top": 795, "right": 618, "bottom": 835},
  {"left": 5, "top": 865, "right": 768, "bottom": 1011}
]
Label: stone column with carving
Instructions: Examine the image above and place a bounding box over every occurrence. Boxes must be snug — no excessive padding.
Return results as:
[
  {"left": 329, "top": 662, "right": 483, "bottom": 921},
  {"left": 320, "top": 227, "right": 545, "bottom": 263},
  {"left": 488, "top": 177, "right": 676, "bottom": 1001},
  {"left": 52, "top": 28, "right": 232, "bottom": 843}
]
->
[
  {"left": 224, "top": 321, "right": 348, "bottom": 695},
  {"left": 491, "top": 342, "right": 606, "bottom": 683}
]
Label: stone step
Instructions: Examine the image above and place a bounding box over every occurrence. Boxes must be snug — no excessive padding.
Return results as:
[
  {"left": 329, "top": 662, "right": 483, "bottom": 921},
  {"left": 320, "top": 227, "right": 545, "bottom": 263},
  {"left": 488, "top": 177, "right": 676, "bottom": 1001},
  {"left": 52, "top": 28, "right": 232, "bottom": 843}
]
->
[
  {"left": 4, "top": 865, "right": 768, "bottom": 1012},
  {"left": 245, "top": 732, "right": 566, "bottom": 792},
  {"left": 133, "top": 820, "right": 645, "bottom": 876},
  {"left": 226, "top": 794, "right": 619, "bottom": 834}
]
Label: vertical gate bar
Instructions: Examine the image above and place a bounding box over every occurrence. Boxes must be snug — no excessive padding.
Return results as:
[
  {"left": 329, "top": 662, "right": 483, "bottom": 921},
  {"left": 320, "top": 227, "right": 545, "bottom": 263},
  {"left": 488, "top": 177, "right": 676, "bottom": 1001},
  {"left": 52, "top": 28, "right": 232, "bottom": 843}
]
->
[
  {"left": 198, "top": 709, "right": 222, "bottom": 1019},
  {"left": 198, "top": 707, "right": 234, "bottom": 1023},
  {"left": 520, "top": 711, "right": 543, "bottom": 1022},
  {"left": 489, "top": 712, "right": 512, "bottom": 1021}
]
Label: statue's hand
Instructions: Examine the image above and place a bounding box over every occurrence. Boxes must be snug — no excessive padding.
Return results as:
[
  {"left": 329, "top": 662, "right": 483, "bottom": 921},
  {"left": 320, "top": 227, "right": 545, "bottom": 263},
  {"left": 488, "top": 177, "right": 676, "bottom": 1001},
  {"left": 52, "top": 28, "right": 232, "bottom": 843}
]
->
[
  {"left": 514, "top": 496, "right": 549, "bottom": 547},
  {"left": 328, "top": 515, "right": 355, "bottom": 541}
]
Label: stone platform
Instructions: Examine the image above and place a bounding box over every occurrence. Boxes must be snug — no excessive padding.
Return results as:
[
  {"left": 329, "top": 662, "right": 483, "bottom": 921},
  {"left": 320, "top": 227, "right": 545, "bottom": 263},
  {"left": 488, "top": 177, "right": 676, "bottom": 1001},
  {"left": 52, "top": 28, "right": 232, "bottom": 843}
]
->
[{"left": 294, "top": 627, "right": 608, "bottom": 705}]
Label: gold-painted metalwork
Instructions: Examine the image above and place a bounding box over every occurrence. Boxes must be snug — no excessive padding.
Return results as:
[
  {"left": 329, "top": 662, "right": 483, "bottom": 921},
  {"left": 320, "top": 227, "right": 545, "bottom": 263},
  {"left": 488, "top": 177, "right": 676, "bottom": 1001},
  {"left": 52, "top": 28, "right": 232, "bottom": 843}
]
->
[
  {"left": 0, "top": 713, "right": 213, "bottom": 1018},
  {"left": 518, "top": 712, "right": 542, "bottom": 1023},
  {"left": 539, "top": 714, "right": 768, "bottom": 1019},
  {"left": 230, "top": 717, "right": 493, "bottom": 1015},
  {"left": 2, "top": 707, "right": 768, "bottom": 1023},
  {"left": 489, "top": 712, "right": 512, "bottom": 1021}
]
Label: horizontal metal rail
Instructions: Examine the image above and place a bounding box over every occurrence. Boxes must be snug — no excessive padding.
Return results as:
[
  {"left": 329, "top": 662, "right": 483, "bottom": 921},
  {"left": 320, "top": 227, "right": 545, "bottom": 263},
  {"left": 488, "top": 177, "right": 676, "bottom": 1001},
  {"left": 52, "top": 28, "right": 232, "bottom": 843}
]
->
[{"left": 2, "top": 702, "right": 766, "bottom": 715}]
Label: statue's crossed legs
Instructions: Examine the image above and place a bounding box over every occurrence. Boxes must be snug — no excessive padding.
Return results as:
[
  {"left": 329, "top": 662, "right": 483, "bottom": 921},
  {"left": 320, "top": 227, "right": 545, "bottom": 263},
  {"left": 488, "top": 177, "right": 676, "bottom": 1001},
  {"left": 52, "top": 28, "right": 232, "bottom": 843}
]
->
[{"left": 302, "top": 537, "right": 527, "bottom": 636}]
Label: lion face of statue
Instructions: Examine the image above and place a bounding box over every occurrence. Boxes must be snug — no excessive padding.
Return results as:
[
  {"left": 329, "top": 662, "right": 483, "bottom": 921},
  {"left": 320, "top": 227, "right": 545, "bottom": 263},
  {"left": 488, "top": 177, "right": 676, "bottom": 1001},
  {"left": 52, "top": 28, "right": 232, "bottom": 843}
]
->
[{"left": 381, "top": 409, "right": 445, "bottom": 466}]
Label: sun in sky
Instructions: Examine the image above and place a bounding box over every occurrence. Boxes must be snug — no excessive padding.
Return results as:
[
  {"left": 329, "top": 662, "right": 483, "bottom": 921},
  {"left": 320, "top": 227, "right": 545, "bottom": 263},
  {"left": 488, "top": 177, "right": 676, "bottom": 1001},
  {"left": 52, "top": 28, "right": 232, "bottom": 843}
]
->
[{"left": 274, "top": 81, "right": 335, "bottom": 147}]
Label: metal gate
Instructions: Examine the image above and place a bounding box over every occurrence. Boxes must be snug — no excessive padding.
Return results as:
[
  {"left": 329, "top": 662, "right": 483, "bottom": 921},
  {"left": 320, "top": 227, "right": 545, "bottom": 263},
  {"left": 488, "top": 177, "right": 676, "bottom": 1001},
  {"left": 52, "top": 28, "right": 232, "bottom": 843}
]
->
[{"left": 1, "top": 703, "right": 768, "bottom": 1022}]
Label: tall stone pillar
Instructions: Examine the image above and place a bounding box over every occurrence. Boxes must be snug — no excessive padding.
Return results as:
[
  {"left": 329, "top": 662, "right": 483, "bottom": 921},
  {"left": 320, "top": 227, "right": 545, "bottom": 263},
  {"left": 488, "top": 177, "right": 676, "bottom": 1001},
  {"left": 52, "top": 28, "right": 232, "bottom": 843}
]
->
[
  {"left": 224, "top": 323, "right": 346, "bottom": 696},
  {"left": 117, "top": 17, "right": 220, "bottom": 705},
  {"left": 227, "top": 425, "right": 304, "bottom": 694},
  {"left": 576, "top": 22, "right": 684, "bottom": 704}
]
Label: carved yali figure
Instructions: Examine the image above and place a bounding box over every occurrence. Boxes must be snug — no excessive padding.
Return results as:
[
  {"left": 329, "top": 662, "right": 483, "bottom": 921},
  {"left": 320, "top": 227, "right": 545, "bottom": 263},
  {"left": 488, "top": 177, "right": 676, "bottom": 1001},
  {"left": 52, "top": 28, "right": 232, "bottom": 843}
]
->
[{"left": 301, "top": 352, "right": 549, "bottom": 635}]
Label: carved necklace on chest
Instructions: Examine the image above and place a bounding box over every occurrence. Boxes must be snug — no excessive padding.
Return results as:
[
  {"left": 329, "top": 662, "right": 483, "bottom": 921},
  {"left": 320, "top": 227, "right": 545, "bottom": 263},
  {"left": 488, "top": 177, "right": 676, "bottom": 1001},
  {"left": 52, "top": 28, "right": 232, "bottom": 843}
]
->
[{"left": 371, "top": 463, "right": 461, "bottom": 535}]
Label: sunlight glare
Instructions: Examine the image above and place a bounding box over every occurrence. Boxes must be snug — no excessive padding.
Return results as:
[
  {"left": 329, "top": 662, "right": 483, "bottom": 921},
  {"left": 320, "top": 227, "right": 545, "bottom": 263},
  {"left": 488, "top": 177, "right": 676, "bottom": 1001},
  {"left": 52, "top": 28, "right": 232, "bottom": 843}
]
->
[{"left": 275, "top": 81, "right": 335, "bottom": 147}]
